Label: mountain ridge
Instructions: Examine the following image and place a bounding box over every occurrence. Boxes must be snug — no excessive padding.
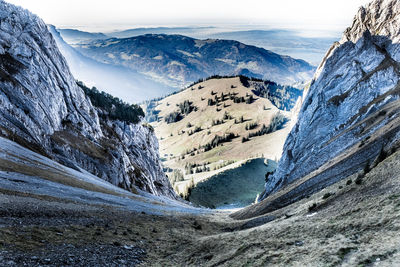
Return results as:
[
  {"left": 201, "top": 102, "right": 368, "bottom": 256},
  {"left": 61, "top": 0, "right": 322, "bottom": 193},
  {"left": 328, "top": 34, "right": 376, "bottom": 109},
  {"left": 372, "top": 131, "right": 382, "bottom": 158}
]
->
[
  {"left": 233, "top": 0, "right": 400, "bottom": 219},
  {"left": 73, "top": 33, "right": 315, "bottom": 88},
  {"left": 0, "top": 0, "right": 176, "bottom": 198},
  {"left": 48, "top": 26, "right": 173, "bottom": 103}
]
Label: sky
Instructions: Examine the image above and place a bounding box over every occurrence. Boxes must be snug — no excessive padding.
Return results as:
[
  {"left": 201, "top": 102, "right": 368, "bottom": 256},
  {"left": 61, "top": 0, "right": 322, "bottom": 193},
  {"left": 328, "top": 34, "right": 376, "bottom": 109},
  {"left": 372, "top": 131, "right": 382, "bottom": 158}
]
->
[{"left": 6, "top": 0, "right": 370, "bottom": 35}]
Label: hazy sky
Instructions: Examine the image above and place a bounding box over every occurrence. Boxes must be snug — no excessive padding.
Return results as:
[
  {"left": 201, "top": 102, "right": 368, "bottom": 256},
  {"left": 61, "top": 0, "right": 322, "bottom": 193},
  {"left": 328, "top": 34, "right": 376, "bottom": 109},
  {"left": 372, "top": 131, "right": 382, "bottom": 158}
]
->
[{"left": 6, "top": 0, "right": 370, "bottom": 34}]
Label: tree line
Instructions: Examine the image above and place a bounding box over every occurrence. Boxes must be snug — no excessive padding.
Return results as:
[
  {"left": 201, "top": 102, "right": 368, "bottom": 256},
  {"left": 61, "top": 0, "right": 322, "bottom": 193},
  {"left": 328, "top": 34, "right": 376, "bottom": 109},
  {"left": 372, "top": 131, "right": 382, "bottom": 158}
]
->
[{"left": 77, "top": 81, "right": 144, "bottom": 124}]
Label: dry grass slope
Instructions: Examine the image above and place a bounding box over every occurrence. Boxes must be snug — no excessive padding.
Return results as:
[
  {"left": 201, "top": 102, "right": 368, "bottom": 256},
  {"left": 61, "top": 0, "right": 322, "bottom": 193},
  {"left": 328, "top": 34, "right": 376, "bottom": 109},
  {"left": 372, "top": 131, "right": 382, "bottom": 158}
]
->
[{"left": 150, "top": 77, "right": 292, "bottom": 194}]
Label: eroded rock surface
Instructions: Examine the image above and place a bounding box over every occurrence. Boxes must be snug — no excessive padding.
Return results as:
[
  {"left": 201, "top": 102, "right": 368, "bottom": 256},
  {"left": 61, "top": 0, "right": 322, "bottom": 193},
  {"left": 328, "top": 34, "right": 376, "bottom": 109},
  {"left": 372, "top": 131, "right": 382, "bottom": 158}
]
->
[
  {"left": 261, "top": 0, "right": 400, "bottom": 199},
  {"left": 0, "top": 0, "right": 176, "bottom": 198}
]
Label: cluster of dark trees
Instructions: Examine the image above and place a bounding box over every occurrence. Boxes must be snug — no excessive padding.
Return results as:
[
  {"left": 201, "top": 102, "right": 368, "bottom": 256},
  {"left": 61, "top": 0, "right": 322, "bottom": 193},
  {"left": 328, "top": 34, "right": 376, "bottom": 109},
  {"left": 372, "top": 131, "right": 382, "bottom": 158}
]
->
[
  {"left": 165, "top": 100, "right": 197, "bottom": 124},
  {"left": 177, "top": 100, "right": 196, "bottom": 115},
  {"left": 185, "top": 162, "right": 211, "bottom": 174},
  {"left": 247, "top": 114, "right": 288, "bottom": 139},
  {"left": 203, "top": 132, "right": 237, "bottom": 152},
  {"left": 180, "top": 146, "right": 200, "bottom": 159},
  {"left": 77, "top": 81, "right": 144, "bottom": 124},
  {"left": 170, "top": 169, "right": 185, "bottom": 183},
  {"left": 164, "top": 111, "right": 183, "bottom": 123},
  {"left": 188, "top": 126, "right": 202, "bottom": 136},
  {"left": 194, "top": 166, "right": 210, "bottom": 173},
  {"left": 250, "top": 80, "right": 302, "bottom": 111},
  {"left": 246, "top": 95, "right": 255, "bottom": 104},
  {"left": 232, "top": 96, "right": 246, "bottom": 103},
  {"left": 186, "top": 75, "right": 244, "bottom": 89},
  {"left": 245, "top": 122, "right": 258, "bottom": 130},
  {"left": 186, "top": 74, "right": 268, "bottom": 92},
  {"left": 234, "top": 116, "right": 245, "bottom": 124},
  {"left": 207, "top": 91, "right": 253, "bottom": 106},
  {"left": 223, "top": 111, "right": 233, "bottom": 120},
  {"left": 238, "top": 75, "right": 264, "bottom": 87},
  {"left": 208, "top": 98, "right": 217, "bottom": 106},
  {"left": 211, "top": 119, "right": 224, "bottom": 126}
]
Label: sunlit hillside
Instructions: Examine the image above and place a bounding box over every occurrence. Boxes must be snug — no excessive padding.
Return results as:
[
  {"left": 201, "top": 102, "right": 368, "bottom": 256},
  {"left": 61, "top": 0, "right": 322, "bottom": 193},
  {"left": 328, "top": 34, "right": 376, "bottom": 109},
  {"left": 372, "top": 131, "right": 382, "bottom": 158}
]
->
[{"left": 147, "top": 76, "right": 299, "bottom": 195}]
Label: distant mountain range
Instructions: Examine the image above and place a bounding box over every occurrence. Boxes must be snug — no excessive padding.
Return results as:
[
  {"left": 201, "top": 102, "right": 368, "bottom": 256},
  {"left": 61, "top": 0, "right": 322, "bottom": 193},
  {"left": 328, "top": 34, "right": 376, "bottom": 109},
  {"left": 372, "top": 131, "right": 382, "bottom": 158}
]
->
[
  {"left": 109, "top": 26, "right": 217, "bottom": 39},
  {"left": 207, "top": 30, "right": 337, "bottom": 66},
  {"left": 58, "top": 26, "right": 337, "bottom": 65},
  {"left": 57, "top": 27, "right": 216, "bottom": 44},
  {"left": 71, "top": 34, "right": 315, "bottom": 88},
  {"left": 49, "top": 26, "right": 172, "bottom": 103},
  {"left": 55, "top": 28, "right": 109, "bottom": 44}
]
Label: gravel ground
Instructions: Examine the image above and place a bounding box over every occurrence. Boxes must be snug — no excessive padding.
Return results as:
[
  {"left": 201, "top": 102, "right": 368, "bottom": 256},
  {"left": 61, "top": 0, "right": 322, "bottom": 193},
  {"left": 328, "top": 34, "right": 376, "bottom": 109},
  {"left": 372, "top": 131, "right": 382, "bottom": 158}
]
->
[
  {"left": 0, "top": 244, "right": 145, "bottom": 267},
  {"left": 1, "top": 141, "right": 400, "bottom": 266}
]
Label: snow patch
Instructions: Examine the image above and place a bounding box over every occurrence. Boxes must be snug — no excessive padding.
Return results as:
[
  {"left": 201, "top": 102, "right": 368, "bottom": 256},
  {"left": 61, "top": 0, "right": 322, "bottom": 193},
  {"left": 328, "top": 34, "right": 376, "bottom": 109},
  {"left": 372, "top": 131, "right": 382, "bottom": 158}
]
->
[
  {"left": 177, "top": 49, "right": 194, "bottom": 57},
  {"left": 107, "top": 53, "right": 115, "bottom": 59},
  {"left": 237, "top": 61, "right": 261, "bottom": 72},
  {"left": 120, "top": 52, "right": 139, "bottom": 60},
  {"left": 169, "top": 60, "right": 185, "bottom": 67},
  {"left": 215, "top": 58, "right": 235, "bottom": 65}
]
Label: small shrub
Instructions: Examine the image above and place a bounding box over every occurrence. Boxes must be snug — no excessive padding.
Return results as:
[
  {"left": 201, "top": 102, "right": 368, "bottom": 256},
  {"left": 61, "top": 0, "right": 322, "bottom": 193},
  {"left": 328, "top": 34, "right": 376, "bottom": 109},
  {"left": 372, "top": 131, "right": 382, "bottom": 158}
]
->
[
  {"left": 337, "top": 247, "right": 357, "bottom": 260},
  {"left": 245, "top": 122, "right": 258, "bottom": 131},
  {"left": 308, "top": 203, "right": 317, "bottom": 212},
  {"left": 378, "top": 110, "right": 387, "bottom": 116},
  {"left": 203, "top": 132, "right": 237, "bottom": 152},
  {"left": 178, "top": 100, "right": 196, "bottom": 115},
  {"left": 322, "top": 192, "right": 332, "bottom": 199},
  {"left": 170, "top": 169, "right": 184, "bottom": 183},
  {"left": 377, "top": 147, "right": 388, "bottom": 164},
  {"left": 211, "top": 119, "right": 224, "bottom": 126},
  {"left": 245, "top": 95, "right": 254, "bottom": 104},
  {"left": 355, "top": 174, "right": 363, "bottom": 185},
  {"left": 363, "top": 160, "right": 371, "bottom": 174},
  {"left": 346, "top": 179, "right": 352, "bottom": 185},
  {"left": 164, "top": 111, "right": 183, "bottom": 123},
  {"left": 223, "top": 111, "right": 233, "bottom": 120},
  {"left": 207, "top": 98, "right": 216, "bottom": 106}
]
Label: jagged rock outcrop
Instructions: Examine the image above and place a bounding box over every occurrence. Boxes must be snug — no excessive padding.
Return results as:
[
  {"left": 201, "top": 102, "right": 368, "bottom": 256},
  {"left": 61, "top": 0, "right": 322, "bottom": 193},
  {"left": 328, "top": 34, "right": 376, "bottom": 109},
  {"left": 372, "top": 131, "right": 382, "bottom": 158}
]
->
[
  {"left": 259, "top": 0, "right": 400, "bottom": 199},
  {"left": 0, "top": 0, "right": 177, "bottom": 198}
]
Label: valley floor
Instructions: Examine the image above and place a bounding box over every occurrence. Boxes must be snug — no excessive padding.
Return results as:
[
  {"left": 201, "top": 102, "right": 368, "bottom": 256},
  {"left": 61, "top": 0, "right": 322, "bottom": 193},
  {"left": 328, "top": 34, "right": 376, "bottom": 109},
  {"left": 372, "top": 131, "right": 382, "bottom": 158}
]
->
[{"left": 1, "top": 137, "right": 400, "bottom": 266}]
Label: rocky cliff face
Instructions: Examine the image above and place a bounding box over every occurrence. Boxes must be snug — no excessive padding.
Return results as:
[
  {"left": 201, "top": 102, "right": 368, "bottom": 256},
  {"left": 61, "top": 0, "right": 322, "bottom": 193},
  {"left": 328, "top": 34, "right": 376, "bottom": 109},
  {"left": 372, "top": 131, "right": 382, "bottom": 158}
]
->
[
  {"left": 259, "top": 0, "right": 400, "bottom": 200},
  {"left": 0, "top": 0, "right": 176, "bottom": 199}
]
